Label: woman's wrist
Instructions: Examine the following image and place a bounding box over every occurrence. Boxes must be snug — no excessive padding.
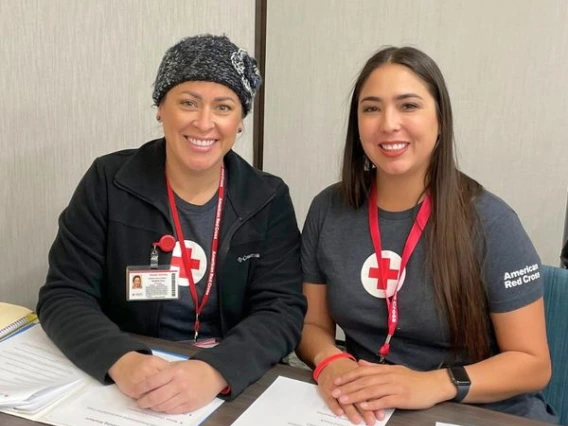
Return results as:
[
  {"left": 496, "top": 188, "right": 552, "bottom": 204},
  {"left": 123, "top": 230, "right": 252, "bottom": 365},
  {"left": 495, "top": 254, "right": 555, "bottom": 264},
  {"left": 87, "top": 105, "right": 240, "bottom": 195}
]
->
[
  {"left": 313, "top": 347, "right": 343, "bottom": 367},
  {"left": 432, "top": 369, "right": 458, "bottom": 402},
  {"left": 313, "top": 352, "right": 356, "bottom": 383},
  {"left": 108, "top": 351, "right": 141, "bottom": 381},
  {"left": 197, "top": 360, "right": 228, "bottom": 393}
]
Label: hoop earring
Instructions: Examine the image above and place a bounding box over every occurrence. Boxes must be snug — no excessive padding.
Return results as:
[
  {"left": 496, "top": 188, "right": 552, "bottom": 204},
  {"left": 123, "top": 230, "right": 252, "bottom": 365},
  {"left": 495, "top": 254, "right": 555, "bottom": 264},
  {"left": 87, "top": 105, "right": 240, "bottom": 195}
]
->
[
  {"left": 237, "top": 128, "right": 243, "bottom": 134},
  {"left": 156, "top": 115, "right": 161, "bottom": 122}
]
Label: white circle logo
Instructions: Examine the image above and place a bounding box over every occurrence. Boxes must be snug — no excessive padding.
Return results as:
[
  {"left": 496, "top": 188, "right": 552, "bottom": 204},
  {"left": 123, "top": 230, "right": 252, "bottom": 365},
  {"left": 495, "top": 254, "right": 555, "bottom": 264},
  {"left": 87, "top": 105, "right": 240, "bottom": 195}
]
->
[
  {"left": 170, "top": 240, "right": 207, "bottom": 287},
  {"left": 360, "top": 250, "right": 406, "bottom": 298}
]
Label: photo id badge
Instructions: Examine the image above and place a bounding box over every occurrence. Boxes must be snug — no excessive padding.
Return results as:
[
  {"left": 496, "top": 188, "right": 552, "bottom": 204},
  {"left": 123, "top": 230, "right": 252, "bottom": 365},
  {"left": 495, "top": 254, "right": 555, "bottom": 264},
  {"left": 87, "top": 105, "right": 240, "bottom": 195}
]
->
[{"left": 126, "top": 266, "right": 179, "bottom": 301}]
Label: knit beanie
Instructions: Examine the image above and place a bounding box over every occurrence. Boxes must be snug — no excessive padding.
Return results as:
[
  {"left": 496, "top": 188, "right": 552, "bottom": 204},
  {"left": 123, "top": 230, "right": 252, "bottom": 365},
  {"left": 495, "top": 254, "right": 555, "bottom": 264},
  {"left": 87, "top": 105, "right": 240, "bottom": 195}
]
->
[{"left": 152, "top": 34, "right": 262, "bottom": 116}]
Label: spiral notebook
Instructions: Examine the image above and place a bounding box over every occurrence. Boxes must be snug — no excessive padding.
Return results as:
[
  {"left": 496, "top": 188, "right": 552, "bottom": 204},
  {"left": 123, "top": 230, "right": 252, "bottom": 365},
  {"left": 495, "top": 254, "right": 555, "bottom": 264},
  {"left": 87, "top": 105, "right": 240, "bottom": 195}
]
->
[{"left": 0, "top": 302, "right": 38, "bottom": 340}]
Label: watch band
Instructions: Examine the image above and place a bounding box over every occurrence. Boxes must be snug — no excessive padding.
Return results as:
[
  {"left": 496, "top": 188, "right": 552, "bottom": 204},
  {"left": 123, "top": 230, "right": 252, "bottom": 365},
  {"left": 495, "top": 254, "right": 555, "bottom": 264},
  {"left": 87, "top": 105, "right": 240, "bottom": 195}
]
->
[{"left": 447, "top": 366, "right": 471, "bottom": 402}]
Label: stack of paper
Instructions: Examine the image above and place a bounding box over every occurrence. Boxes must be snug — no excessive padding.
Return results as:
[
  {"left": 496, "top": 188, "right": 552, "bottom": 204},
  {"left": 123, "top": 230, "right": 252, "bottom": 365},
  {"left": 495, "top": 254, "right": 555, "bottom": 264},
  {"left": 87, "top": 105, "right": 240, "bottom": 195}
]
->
[
  {"left": 0, "top": 324, "right": 87, "bottom": 415},
  {"left": 0, "top": 325, "right": 224, "bottom": 426}
]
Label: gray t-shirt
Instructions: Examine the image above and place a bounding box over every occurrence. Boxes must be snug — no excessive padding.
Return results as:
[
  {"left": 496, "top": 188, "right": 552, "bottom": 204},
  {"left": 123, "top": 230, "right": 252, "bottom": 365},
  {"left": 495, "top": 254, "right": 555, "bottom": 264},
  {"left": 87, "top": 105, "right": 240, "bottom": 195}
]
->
[
  {"left": 301, "top": 184, "right": 556, "bottom": 423},
  {"left": 159, "top": 192, "right": 221, "bottom": 341}
]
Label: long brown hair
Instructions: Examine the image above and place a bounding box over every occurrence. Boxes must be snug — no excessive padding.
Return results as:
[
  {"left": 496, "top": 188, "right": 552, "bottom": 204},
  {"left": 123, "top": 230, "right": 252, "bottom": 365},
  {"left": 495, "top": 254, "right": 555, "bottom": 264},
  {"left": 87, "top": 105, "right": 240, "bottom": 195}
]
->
[{"left": 341, "top": 46, "right": 489, "bottom": 362}]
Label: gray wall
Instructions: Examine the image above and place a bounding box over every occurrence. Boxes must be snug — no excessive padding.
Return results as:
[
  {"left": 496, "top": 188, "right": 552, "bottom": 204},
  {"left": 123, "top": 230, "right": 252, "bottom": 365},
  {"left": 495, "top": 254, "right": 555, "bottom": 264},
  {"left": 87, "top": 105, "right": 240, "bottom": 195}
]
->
[
  {"left": 0, "top": 0, "right": 255, "bottom": 308},
  {"left": 264, "top": 0, "right": 568, "bottom": 267}
]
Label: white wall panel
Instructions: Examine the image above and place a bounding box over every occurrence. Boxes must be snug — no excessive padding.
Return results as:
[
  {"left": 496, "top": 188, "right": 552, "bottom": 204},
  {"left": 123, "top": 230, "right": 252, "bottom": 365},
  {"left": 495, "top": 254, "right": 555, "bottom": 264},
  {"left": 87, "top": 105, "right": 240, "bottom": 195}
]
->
[{"left": 264, "top": 0, "right": 568, "bottom": 266}]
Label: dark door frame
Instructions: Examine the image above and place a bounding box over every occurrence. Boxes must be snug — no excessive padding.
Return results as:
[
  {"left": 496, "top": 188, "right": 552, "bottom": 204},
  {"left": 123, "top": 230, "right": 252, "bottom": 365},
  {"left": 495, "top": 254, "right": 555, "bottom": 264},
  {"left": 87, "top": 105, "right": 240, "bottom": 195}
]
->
[{"left": 253, "top": 0, "right": 267, "bottom": 170}]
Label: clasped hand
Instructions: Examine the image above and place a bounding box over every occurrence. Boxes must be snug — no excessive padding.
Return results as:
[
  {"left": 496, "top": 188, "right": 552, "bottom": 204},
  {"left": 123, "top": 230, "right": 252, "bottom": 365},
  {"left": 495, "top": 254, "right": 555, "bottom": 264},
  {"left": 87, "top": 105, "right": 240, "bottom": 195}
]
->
[
  {"left": 317, "top": 358, "right": 384, "bottom": 425},
  {"left": 108, "top": 352, "right": 227, "bottom": 414},
  {"left": 330, "top": 359, "right": 450, "bottom": 414}
]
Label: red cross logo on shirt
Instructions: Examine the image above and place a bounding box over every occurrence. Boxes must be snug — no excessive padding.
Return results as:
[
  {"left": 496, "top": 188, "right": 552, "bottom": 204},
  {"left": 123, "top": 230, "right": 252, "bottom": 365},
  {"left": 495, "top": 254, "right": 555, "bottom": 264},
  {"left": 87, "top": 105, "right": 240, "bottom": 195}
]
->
[
  {"left": 171, "top": 240, "right": 207, "bottom": 286},
  {"left": 360, "top": 250, "right": 406, "bottom": 299},
  {"left": 368, "top": 257, "right": 400, "bottom": 290},
  {"left": 171, "top": 247, "right": 201, "bottom": 279}
]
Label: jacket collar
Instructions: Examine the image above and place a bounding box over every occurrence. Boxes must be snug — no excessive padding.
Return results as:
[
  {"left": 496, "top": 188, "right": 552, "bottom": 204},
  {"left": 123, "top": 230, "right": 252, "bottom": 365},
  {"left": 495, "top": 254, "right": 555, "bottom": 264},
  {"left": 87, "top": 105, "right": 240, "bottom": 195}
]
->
[{"left": 114, "top": 138, "right": 276, "bottom": 221}]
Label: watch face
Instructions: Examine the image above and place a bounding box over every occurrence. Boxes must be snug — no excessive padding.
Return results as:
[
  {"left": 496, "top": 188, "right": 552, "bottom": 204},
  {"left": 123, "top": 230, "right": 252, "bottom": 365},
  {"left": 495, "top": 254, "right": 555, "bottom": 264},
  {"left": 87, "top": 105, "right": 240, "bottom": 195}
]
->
[{"left": 451, "top": 367, "right": 470, "bottom": 385}]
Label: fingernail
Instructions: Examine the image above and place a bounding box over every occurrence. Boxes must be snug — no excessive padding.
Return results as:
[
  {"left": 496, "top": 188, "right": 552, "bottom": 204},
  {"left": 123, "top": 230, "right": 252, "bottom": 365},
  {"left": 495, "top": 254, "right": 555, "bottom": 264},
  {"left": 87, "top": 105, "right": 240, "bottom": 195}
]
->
[
  {"left": 360, "top": 401, "right": 368, "bottom": 408},
  {"left": 339, "top": 395, "right": 348, "bottom": 403},
  {"left": 331, "top": 389, "right": 340, "bottom": 398},
  {"left": 353, "top": 416, "right": 362, "bottom": 424}
]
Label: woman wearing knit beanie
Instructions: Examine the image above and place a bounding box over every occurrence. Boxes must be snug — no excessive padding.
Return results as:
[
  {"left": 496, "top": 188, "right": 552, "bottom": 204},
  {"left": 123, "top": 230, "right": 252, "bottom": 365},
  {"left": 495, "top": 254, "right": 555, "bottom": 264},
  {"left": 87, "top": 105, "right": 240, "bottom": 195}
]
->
[{"left": 37, "top": 34, "right": 306, "bottom": 413}]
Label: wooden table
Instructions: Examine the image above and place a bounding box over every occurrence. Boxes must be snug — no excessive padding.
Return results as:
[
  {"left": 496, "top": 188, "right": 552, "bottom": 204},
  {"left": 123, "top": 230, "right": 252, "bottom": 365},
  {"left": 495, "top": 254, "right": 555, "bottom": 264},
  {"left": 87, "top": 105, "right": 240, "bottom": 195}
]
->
[{"left": 1, "top": 335, "right": 552, "bottom": 426}]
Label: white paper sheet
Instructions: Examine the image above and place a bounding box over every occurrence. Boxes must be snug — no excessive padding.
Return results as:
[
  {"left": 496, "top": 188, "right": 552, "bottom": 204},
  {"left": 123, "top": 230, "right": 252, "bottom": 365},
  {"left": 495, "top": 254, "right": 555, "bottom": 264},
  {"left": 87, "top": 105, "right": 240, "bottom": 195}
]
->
[
  {"left": 231, "top": 376, "right": 394, "bottom": 426},
  {"left": 42, "top": 380, "right": 223, "bottom": 426}
]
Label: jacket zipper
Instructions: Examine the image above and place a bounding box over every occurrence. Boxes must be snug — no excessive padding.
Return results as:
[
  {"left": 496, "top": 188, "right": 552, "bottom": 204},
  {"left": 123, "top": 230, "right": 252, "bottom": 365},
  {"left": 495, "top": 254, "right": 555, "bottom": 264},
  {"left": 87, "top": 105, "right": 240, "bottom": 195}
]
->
[
  {"left": 116, "top": 179, "right": 279, "bottom": 336},
  {"left": 114, "top": 180, "right": 174, "bottom": 336}
]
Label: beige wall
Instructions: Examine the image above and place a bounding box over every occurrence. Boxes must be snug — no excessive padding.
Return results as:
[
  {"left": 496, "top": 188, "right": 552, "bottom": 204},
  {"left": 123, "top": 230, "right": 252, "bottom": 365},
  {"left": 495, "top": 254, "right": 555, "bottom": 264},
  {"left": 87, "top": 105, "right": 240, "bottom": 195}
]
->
[
  {"left": 2, "top": 0, "right": 567, "bottom": 309},
  {"left": 264, "top": 0, "right": 568, "bottom": 266},
  {"left": 0, "top": 0, "right": 255, "bottom": 308}
]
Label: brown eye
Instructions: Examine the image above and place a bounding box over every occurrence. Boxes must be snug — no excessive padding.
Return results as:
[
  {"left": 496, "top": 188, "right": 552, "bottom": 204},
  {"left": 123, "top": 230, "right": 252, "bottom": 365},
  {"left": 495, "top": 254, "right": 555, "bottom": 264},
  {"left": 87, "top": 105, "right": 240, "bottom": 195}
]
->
[
  {"left": 402, "top": 103, "right": 419, "bottom": 111},
  {"left": 362, "top": 105, "right": 379, "bottom": 113}
]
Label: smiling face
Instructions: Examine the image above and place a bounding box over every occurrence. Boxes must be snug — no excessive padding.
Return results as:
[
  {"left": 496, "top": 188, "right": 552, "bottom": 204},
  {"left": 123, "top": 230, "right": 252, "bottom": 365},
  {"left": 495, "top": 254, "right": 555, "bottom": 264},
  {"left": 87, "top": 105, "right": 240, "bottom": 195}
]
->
[
  {"left": 357, "top": 63, "right": 439, "bottom": 182},
  {"left": 158, "top": 81, "right": 243, "bottom": 177}
]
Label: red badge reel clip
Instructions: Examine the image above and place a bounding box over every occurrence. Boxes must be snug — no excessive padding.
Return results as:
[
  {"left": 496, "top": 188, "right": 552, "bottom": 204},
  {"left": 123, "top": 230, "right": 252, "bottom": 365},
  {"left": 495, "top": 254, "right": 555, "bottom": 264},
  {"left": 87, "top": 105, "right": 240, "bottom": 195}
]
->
[{"left": 150, "top": 234, "right": 176, "bottom": 268}]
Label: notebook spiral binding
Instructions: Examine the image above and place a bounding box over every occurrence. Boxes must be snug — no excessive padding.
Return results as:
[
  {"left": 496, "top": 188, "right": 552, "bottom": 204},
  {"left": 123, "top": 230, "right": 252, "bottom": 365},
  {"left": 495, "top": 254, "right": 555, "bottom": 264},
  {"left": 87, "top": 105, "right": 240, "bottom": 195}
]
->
[{"left": 0, "top": 313, "right": 37, "bottom": 339}]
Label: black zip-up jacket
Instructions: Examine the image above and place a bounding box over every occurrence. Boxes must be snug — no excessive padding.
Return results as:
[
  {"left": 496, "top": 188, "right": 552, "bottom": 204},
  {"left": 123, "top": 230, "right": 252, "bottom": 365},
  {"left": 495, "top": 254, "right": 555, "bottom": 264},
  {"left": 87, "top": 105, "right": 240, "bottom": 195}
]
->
[{"left": 37, "top": 139, "right": 306, "bottom": 399}]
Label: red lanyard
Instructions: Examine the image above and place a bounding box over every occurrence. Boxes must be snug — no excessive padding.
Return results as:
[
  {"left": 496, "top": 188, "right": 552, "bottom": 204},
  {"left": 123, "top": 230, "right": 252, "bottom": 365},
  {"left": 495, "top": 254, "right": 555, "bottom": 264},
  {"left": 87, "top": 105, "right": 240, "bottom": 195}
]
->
[
  {"left": 166, "top": 165, "right": 226, "bottom": 342},
  {"left": 368, "top": 180, "right": 432, "bottom": 361}
]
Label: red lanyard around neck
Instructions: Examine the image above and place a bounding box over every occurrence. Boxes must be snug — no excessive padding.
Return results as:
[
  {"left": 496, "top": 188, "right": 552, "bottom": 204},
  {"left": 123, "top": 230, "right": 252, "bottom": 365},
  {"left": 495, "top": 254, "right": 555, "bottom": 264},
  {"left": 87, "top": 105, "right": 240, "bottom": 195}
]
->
[
  {"left": 166, "top": 165, "right": 226, "bottom": 342},
  {"left": 368, "top": 179, "right": 432, "bottom": 361}
]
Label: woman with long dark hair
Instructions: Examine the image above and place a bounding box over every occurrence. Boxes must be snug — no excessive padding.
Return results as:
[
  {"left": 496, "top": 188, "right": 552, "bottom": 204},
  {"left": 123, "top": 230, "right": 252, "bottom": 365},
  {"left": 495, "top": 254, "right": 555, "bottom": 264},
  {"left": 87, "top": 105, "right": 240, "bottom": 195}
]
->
[{"left": 298, "top": 46, "right": 556, "bottom": 424}]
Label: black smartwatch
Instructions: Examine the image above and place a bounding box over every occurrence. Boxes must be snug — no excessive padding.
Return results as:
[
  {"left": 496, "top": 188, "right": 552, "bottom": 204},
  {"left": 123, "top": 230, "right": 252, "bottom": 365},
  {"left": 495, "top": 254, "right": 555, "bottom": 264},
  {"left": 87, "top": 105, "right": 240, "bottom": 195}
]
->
[{"left": 447, "top": 366, "right": 471, "bottom": 402}]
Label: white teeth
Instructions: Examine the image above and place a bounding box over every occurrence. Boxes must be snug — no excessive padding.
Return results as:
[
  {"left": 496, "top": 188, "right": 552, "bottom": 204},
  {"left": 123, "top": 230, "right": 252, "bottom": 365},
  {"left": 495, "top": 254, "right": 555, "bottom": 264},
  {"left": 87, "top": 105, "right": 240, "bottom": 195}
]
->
[
  {"left": 187, "top": 137, "right": 215, "bottom": 147},
  {"left": 381, "top": 143, "right": 407, "bottom": 151}
]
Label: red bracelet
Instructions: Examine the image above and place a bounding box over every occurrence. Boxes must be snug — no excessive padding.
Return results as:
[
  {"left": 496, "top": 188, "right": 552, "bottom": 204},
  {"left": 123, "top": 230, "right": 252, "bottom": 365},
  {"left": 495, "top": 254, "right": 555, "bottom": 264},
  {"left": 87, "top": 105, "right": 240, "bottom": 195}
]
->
[{"left": 313, "top": 352, "right": 356, "bottom": 383}]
